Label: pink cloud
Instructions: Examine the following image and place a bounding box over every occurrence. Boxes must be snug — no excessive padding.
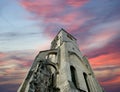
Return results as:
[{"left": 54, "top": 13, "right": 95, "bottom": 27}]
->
[
  {"left": 20, "top": 0, "right": 90, "bottom": 37},
  {"left": 87, "top": 51, "right": 120, "bottom": 89},
  {"left": 21, "top": 0, "right": 89, "bottom": 12},
  {"left": 21, "top": 0, "right": 64, "bottom": 17},
  {"left": 80, "top": 28, "right": 119, "bottom": 53},
  {"left": 0, "top": 52, "right": 6, "bottom": 58},
  {"left": 44, "top": 12, "right": 79, "bottom": 24},
  {"left": 101, "top": 75, "right": 120, "bottom": 86},
  {"left": 89, "top": 52, "right": 120, "bottom": 69},
  {"left": 0, "top": 50, "right": 37, "bottom": 85},
  {"left": 67, "top": 0, "right": 89, "bottom": 7}
]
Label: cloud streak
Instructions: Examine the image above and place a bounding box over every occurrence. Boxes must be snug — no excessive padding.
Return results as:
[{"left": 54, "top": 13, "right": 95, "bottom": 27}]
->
[{"left": 0, "top": 50, "right": 37, "bottom": 86}]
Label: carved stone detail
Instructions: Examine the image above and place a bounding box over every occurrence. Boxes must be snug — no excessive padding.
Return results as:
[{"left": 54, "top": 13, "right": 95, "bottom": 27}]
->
[{"left": 28, "top": 60, "right": 59, "bottom": 92}]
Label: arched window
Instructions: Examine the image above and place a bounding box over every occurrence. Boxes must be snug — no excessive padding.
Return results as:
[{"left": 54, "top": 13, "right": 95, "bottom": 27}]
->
[
  {"left": 83, "top": 73, "right": 90, "bottom": 92},
  {"left": 48, "top": 53, "right": 57, "bottom": 63},
  {"left": 70, "top": 66, "right": 78, "bottom": 88}
]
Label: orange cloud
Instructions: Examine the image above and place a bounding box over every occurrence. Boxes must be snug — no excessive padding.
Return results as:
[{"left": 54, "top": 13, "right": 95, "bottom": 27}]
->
[
  {"left": 89, "top": 52, "right": 120, "bottom": 68},
  {"left": 0, "top": 52, "right": 6, "bottom": 58},
  {"left": 88, "top": 51, "right": 120, "bottom": 89}
]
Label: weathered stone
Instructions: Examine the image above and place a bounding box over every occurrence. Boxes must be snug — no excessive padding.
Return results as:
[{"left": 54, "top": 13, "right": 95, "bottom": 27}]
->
[{"left": 18, "top": 29, "right": 104, "bottom": 92}]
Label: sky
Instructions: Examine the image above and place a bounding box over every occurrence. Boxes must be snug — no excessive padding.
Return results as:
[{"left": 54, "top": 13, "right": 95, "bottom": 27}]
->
[{"left": 0, "top": 0, "right": 120, "bottom": 92}]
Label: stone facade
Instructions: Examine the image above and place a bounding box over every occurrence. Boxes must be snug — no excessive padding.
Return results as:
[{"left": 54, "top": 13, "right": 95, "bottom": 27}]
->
[{"left": 18, "top": 29, "right": 104, "bottom": 92}]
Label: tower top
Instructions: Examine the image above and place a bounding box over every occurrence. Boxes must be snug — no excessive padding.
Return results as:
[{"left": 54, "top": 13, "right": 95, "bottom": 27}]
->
[
  {"left": 51, "top": 28, "right": 77, "bottom": 49},
  {"left": 57, "top": 28, "right": 77, "bottom": 40}
]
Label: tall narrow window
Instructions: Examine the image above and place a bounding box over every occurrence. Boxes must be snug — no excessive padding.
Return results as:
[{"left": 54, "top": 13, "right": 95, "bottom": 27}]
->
[
  {"left": 83, "top": 73, "right": 90, "bottom": 92},
  {"left": 70, "top": 66, "right": 78, "bottom": 88}
]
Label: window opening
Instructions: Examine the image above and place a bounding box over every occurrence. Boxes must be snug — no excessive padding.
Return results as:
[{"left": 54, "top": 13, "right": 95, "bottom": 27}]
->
[
  {"left": 67, "top": 34, "right": 73, "bottom": 40},
  {"left": 48, "top": 53, "right": 57, "bottom": 63},
  {"left": 83, "top": 73, "right": 90, "bottom": 92},
  {"left": 70, "top": 66, "right": 77, "bottom": 88}
]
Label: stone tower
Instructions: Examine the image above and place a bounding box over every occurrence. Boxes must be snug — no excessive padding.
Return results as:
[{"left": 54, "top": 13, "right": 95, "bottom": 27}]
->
[{"left": 18, "top": 29, "right": 104, "bottom": 92}]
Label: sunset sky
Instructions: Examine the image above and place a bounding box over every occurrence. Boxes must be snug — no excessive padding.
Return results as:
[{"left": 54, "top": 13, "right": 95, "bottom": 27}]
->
[{"left": 0, "top": 0, "right": 120, "bottom": 92}]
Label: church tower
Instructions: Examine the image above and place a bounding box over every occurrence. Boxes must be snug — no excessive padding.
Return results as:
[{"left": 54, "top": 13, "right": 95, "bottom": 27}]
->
[{"left": 18, "top": 29, "right": 104, "bottom": 92}]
